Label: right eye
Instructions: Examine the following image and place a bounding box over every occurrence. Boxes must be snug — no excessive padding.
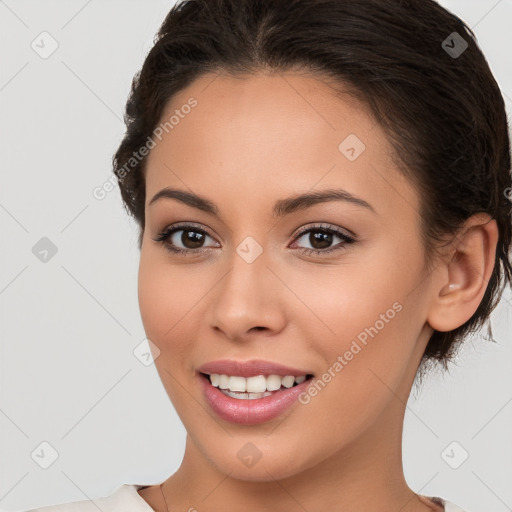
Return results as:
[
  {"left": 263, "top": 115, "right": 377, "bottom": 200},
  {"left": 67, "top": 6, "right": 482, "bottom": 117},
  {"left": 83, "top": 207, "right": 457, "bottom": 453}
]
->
[{"left": 152, "top": 223, "right": 220, "bottom": 255}]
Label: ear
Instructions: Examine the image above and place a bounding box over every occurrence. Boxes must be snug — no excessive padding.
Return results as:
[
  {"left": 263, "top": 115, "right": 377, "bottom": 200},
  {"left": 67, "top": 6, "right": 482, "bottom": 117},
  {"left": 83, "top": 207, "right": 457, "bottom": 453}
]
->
[{"left": 427, "top": 213, "right": 498, "bottom": 332}]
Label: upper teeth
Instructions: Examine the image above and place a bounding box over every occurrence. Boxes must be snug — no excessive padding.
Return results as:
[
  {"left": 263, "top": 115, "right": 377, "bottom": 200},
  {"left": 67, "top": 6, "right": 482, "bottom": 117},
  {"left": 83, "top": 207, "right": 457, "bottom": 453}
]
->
[{"left": 209, "top": 374, "right": 307, "bottom": 393}]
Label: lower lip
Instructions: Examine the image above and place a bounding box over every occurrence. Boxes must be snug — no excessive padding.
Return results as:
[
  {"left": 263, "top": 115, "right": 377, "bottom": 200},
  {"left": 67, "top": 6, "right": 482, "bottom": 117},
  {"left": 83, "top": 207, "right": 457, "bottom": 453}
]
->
[{"left": 199, "top": 373, "right": 313, "bottom": 425}]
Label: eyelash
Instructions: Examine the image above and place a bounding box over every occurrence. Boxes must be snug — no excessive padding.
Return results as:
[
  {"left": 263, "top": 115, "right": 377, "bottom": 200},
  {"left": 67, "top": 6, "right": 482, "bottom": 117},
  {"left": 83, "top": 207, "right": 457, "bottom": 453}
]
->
[{"left": 152, "top": 222, "right": 356, "bottom": 257}]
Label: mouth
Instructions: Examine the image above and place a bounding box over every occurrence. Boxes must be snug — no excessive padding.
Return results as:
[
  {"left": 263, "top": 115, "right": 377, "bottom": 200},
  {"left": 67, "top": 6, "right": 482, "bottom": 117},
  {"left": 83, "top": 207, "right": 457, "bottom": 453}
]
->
[
  {"left": 196, "top": 359, "right": 316, "bottom": 424},
  {"left": 199, "top": 372, "right": 315, "bottom": 400},
  {"left": 197, "top": 367, "right": 315, "bottom": 425}
]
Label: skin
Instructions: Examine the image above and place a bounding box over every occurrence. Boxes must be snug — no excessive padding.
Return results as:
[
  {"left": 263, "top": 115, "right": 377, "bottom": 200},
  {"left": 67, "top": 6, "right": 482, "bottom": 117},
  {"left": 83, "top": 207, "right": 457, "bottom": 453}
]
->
[{"left": 136, "top": 70, "right": 498, "bottom": 512}]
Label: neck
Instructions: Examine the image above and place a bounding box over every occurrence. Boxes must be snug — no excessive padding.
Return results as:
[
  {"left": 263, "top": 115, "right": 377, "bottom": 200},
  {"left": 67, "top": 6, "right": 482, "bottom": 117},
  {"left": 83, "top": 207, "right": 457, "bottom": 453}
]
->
[{"left": 160, "top": 398, "right": 428, "bottom": 512}]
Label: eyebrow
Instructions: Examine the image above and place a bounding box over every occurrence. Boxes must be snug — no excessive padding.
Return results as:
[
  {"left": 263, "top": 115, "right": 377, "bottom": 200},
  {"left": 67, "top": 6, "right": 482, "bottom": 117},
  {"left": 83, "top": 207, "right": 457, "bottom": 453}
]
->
[{"left": 148, "top": 187, "right": 376, "bottom": 218}]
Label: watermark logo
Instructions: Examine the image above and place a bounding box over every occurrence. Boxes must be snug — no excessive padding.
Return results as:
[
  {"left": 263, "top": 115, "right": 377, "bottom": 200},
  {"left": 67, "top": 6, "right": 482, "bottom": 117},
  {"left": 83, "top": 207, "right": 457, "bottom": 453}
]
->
[
  {"left": 338, "top": 134, "right": 366, "bottom": 161},
  {"left": 31, "top": 31, "right": 59, "bottom": 59},
  {"left": 31, "top": 441, "right": 59, "bottom": 469},
  {"left": 237, "top": 442, "right": 262, "bottom": 468},
  {"left": 133, "top": 337, "right": 160, "bottom": 366},
  {"left": 442, "top": 32, "right": 468, "bottom": 59},
  {"left": 236, "top": 236, "right": 263, "bottom": 264},
  {"left": 32, "top": 237, "right": 58, "bottom": 263},
  {"left": 441, "top": 440, "right": 469, "bottom": 469}
]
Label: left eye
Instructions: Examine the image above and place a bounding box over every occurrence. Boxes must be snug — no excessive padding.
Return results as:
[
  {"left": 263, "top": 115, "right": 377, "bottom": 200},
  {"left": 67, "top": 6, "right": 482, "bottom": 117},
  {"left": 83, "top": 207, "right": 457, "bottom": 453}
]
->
[{"left": 291, "top": 225, "right": 356, "bottom": 255}]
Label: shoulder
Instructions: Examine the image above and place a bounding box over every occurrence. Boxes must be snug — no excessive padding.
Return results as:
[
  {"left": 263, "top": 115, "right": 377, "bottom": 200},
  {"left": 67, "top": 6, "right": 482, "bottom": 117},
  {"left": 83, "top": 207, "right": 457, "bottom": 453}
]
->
[
  {"left": 24, "top": 487, "right": 474, "bottom": 512},
  {"left": 442, "top": 499, "right": 475, "bottom": 512},
  {"left": 24, "top": 484, "right": 153, "bottom": 512},
  {"left": 420, "top": 494, "right": 476, "bottom": 512}
]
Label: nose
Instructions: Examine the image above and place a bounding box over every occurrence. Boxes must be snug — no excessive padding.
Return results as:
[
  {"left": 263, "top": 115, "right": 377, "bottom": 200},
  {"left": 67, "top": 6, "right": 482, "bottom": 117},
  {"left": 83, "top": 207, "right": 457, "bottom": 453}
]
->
[{"left": 208, "top": 247, "right": 287, "bottom": 343}]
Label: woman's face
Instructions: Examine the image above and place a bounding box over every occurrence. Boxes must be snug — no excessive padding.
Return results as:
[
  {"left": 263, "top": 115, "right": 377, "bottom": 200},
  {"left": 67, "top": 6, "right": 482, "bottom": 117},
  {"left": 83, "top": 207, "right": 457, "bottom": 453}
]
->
[{"left": 138, "top": 70, "right": 437, "bottom": 481}]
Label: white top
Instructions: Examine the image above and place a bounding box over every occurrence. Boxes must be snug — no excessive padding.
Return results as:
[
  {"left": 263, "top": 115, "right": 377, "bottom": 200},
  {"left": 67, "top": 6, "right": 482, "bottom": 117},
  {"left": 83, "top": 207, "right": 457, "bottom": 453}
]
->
[{"left": 25, "top": 484, "right": 473, "bottom": 512}]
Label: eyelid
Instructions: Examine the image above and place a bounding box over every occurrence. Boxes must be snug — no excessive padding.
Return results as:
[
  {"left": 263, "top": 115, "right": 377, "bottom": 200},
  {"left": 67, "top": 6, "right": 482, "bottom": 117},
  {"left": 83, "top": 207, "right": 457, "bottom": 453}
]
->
[
  {"left": 153, "top": 222, "right": 219, "bottom": 246},
  {"left": 156, "top": 221, "right": 355, "bottom": 241},
  {"left": 153, "top": 221, "right": 357, "bottom": 256},
  {"left": 291, "top": 222, "right": 356, "bottom": 242}
]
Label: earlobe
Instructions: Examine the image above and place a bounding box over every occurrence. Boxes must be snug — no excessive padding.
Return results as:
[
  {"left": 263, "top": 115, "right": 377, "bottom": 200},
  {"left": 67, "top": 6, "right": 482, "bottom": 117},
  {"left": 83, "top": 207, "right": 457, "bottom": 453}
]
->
[{"left": 427, "top": 214, "right": 498, "bottom": 332}]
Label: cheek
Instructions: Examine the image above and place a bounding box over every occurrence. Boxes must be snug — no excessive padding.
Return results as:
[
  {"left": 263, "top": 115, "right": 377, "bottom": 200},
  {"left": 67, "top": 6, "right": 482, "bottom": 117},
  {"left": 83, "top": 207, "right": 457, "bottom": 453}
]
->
[
  {"left": 284, "top": 258, "right": 404, "bottom": 336},
  {"left": 137, "top": 256, "right": 200, "bottom": 402},
  {"left": 137, "top": 250, "right": 220, "bottom": 371},
  {"left": 138, "top": 259, "right": 166, "bottom": 341},
  {"left": 285, "top": 244, "right": 424, "bottom": 372},
  {"left": 137, "top": 252, "right": 190, "bottom": 348}
]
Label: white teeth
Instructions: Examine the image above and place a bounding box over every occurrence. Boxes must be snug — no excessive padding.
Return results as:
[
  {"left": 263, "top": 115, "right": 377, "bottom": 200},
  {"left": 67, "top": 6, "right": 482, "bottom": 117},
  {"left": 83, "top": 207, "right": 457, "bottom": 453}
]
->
[
  {"left": 228, "top": 376, "right": 246, "bottom": 392},
  {"left": 266, "top": 375, "right": 282, "bottom": 391},
  {"left": 218, "top": 374, "right": 229, "bottom": 389},
  {"left": 281, "top": 376, "right": 295, "bottom": 388},
  {"left": 246, "top": 375, "right": 267, "bottom": 393},
  {"left": 224, "top": 390, "right": 273, "bottom": 400},
  {"left": 207, "top": 373, "right": 308, "bottom": 394}
]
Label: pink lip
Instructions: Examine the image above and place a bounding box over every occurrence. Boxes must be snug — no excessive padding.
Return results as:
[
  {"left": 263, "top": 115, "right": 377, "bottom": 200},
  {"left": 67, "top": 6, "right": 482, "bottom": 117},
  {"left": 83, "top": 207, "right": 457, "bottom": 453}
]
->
[
  {"left": 198, "top": 373, "right": 313, "bottom": 425},
  {"left": 196, "top": 359, "right": 314, "bottom": 425},
  {"left": 196, "top": 358, "right": 312, "bottom": 377}
]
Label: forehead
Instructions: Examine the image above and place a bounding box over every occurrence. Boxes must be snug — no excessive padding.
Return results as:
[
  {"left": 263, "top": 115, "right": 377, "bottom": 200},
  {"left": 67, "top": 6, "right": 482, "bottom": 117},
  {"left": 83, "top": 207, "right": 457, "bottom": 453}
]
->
[
  {"left": 144, "top": 70, "right": 419, "bottom": 223},
  {"left": 148, "top": 70, "right": 379, "bottom": 162}
]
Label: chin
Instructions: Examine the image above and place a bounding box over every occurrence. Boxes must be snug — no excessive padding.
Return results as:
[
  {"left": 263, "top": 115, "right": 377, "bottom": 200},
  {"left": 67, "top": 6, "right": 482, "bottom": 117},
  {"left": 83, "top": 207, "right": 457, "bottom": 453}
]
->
[{"left": 202, "top": 442, "right": 320, "bottom": 483}]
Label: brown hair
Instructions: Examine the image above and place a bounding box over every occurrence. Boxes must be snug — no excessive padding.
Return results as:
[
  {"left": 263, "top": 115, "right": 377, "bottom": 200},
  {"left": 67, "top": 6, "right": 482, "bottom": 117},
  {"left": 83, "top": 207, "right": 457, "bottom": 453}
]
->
[{"left": 112, "top": 0, "right": 512, "bottom": 377}]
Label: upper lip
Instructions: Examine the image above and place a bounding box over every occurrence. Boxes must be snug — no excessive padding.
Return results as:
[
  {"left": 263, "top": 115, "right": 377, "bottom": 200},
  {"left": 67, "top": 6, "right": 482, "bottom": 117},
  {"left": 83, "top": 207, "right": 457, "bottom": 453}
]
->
[{"left": 197, "top": 359, "right": 313, "bottom": 378}]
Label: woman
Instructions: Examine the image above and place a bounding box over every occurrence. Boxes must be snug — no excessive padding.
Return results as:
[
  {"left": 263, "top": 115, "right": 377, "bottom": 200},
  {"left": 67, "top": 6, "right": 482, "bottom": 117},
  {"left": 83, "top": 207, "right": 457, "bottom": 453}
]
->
[{"left": 28, "top": 0, "right": 511, "bottom": 510}]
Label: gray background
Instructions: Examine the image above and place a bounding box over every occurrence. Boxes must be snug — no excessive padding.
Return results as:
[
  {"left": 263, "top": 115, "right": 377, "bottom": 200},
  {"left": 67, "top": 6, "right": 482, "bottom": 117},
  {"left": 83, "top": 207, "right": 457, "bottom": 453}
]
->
[{"left": 0, "top": 1, "right": 511, "bottom": 511}]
